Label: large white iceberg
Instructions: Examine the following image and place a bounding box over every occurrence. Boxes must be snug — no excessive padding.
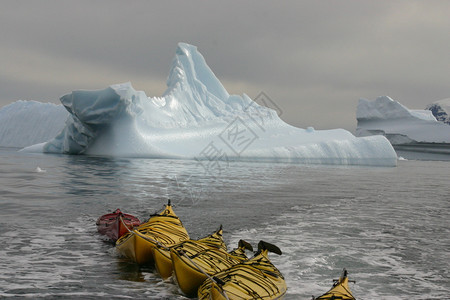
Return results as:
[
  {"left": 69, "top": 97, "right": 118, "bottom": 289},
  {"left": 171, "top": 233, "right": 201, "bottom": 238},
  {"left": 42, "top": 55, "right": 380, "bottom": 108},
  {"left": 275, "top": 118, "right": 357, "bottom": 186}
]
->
[
  {"left": 2, "top": 43, "right": 397, "bottom": 166},
  {"left": 357, "top": 96, "right": 450, "bottom": 144}
]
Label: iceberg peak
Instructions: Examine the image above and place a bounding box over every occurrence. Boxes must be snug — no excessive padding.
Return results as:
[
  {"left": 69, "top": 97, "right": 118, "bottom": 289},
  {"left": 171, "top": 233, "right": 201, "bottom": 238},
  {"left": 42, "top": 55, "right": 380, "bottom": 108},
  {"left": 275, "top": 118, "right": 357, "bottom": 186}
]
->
[
  {"left": 358, "top": 96, "right": 416, "bottom": 120},
  {"left": 165, "top": 43, "right": 229, "bottom": 101}
]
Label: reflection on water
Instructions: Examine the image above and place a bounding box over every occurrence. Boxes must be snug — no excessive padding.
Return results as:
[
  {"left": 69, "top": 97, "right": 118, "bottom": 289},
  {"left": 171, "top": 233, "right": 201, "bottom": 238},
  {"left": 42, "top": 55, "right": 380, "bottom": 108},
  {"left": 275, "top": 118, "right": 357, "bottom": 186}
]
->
[{"left": 115, "top": 259, "right": 146, "bottom": 282}]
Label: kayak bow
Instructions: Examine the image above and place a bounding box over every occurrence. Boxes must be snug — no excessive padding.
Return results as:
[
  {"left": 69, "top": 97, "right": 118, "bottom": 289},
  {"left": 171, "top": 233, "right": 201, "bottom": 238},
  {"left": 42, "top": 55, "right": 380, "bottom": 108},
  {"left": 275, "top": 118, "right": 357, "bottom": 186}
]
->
[
  {"left": 115, "top": 200, "right": 189, "bottom": 265},
  {"left": 313, "top": 268, "right": 356, "bottom": 300}
]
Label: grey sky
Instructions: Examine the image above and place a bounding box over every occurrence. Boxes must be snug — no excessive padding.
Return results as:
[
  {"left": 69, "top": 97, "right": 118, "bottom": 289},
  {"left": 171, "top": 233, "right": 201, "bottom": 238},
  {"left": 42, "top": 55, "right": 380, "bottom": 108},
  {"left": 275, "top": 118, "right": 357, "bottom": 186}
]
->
[{"left": 1, "top": 0, "right": 449, "bottom": 131}]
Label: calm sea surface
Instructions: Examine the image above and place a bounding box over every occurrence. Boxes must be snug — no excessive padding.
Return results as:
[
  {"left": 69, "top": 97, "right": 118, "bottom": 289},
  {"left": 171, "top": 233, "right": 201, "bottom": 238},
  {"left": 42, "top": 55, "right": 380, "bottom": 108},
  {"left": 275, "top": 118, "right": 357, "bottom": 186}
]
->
[{"left": 0, "top": 147, "right": 449, "bottom": 299}]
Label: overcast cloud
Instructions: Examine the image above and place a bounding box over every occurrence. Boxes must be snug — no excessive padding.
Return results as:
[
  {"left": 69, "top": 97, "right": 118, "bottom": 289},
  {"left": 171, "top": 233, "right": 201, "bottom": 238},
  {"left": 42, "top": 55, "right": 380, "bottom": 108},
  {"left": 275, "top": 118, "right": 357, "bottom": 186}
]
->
[{"left": 1, "top": 0, "right": 449, "bottom": 131}]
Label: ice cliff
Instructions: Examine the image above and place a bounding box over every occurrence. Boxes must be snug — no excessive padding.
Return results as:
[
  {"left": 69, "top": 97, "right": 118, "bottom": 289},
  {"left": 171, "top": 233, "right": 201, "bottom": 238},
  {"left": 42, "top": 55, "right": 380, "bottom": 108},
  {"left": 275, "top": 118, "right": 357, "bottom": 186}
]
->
[
  {"left": 1, "top": 43, "right": 397, "bottom": 166},
  {"left": 356, "top": 96, "right": 450, "bottom": 146}
]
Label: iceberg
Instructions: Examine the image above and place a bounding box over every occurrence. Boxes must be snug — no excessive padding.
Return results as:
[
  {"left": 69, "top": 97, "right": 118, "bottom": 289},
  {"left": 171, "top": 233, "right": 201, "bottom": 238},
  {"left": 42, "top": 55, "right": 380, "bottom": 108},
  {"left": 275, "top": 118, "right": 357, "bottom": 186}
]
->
[
  {"left": 2, "top": 43, "right": 397, "bottom": 166},
  {"left": 356, "top": 96, "right": 450, "bottom": 155},
  {"left": 0, "top": 100, "right": 68, "bottom": 148},
  {"left": 356, "top": 96, "right": 450, "bottom": 143}
]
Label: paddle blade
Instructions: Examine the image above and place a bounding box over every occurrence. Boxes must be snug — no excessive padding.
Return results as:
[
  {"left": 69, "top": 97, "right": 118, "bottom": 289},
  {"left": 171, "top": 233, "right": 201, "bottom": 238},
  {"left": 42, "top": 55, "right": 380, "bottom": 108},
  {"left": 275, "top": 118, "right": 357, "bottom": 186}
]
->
[
  {"left": 238, "top": 239, "right": 253, "bottom": 251},
  {"left": 258, "top": 241, "right": 282, "bottom": 255}
]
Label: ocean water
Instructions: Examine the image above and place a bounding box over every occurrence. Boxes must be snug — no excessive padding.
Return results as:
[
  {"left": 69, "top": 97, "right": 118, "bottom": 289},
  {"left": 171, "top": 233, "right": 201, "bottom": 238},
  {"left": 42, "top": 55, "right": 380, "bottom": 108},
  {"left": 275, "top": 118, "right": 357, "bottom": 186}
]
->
[{"left": 0, "top": 147, "right": 448, "bottom": 299}]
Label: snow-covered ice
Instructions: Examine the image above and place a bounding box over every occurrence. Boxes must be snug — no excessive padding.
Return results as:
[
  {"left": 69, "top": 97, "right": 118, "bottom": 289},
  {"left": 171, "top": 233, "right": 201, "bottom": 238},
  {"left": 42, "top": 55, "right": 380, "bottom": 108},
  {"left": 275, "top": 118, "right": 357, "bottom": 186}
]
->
[
  {"left": 0, "top": 100, "right": 68, "bottom": 148},
  {"left": 1, "top": 43, "right": 397, "bottom": 166},
  {"left": 34, "top": 166, "right": 46, "bottom": 173},
  {"left": 357, "top": 96, "right": 450, "bottom": 144}
]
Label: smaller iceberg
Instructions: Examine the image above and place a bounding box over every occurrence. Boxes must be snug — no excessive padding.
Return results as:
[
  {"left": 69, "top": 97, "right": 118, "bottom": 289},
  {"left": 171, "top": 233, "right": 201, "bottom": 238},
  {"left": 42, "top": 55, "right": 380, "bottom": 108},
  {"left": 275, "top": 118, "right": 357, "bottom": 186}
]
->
[
  {"left": 356, "top": 96, "right": 450, "bottom": 156},
  {"left": 0, "top": 100, "right": 68, "bottom": 148}
]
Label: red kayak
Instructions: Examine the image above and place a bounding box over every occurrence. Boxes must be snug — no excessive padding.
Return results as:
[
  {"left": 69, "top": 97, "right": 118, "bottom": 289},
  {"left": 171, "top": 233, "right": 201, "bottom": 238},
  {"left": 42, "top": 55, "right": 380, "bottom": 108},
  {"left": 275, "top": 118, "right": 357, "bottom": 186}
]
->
[{"left": 96, "top": 209, "right": 141, "bottom": 242}]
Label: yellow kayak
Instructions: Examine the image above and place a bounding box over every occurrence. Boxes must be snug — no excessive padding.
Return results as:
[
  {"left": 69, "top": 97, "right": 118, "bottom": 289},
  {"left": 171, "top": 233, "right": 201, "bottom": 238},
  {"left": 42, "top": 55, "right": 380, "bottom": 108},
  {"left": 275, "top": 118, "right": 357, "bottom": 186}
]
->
[
  {"left": 115, "top": 200, "right": 189, "bottom": 265},
  {"left": 153, "top": 225, "right": 226, "bottom": 279},
  {"left": 197, "top": 241, "right": 286, "bottom": 300},
  {"left": 313, "top": 269, "right": 356, "bottom": 300},
  {"left": 171, "top": 239, "right": 253, "bottom": 297}
]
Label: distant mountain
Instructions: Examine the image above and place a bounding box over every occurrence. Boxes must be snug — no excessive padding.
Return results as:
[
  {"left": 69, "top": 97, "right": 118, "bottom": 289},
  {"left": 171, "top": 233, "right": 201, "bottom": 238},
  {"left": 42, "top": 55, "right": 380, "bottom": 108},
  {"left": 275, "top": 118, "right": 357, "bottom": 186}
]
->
[{"left": 426, "top": 99, "right": 450, "bottom": 125}]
